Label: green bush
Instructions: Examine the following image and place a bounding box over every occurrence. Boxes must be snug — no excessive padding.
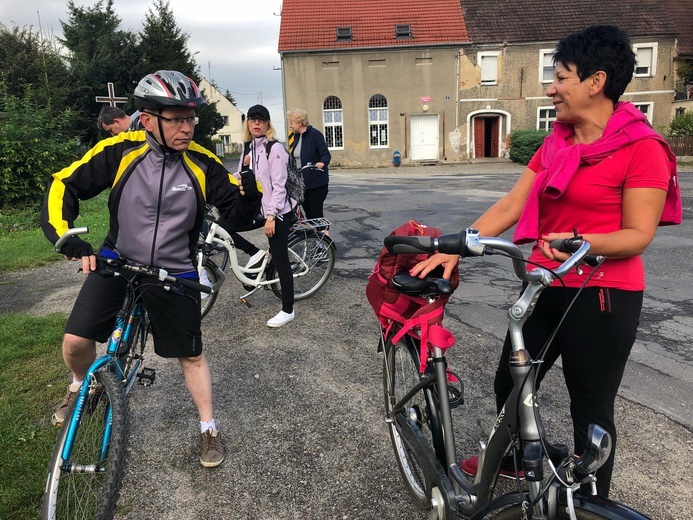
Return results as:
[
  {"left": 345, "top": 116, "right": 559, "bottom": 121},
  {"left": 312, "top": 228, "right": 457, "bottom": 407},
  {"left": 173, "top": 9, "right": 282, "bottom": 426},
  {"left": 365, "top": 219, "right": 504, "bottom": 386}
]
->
[
  {"left": 508, "top": 129, "right": 549, "bottom": 165},
  {"left": 669, "top": 112, "right": 693, "bottom": 137},
  {"left": 0, "top": 83, "right": 81, "bottom": 209}
]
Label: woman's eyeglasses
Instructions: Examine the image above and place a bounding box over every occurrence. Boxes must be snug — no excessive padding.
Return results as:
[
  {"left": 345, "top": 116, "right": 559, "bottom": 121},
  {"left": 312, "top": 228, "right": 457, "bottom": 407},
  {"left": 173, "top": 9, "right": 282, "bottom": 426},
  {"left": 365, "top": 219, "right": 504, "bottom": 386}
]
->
[
  {"left": 248, "top": 116, "right": 268, "bottom": 123},
  {"left": 143, "top": 112, "right": 199, "bottom": 127}
]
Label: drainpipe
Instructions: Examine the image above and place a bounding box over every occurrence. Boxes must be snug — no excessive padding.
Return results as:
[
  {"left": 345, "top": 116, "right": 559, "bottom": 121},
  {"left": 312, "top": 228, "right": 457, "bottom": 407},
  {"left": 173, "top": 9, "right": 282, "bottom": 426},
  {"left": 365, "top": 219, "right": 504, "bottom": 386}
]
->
[
  {"left": 455, "top": 50, "right": 461, "bottom": 129},
  {"left": 280, "top": 53, "right": 288, "bottom": 142}
]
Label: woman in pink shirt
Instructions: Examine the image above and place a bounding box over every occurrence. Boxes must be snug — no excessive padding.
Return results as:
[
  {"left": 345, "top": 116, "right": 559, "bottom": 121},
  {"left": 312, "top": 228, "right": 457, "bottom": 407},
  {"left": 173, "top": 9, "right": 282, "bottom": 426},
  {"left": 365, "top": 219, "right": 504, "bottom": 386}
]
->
[{"left": 414, "top": 25, "right": 680, "bottom": 497}]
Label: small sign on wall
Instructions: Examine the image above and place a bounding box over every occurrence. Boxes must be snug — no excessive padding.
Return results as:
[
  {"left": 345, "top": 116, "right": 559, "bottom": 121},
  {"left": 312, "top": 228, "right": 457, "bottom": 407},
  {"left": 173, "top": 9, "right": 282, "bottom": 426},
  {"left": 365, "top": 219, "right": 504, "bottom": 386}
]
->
[{"left": 420, "top": 96, "right": 431, "bottom": 103}]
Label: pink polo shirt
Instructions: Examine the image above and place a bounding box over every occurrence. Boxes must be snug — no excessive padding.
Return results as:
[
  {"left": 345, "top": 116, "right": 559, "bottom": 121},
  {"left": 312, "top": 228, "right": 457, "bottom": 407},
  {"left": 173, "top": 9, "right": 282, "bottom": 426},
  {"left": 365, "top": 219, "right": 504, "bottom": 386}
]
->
[{"left": 526, "top": 138, "right": 670, "bottom": 290}]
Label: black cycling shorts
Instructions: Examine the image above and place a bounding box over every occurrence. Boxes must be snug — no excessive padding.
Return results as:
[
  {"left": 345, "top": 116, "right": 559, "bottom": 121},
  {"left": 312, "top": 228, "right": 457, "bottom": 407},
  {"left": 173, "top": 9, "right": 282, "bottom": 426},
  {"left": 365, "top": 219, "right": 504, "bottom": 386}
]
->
[{"left": 65, "top": 270, "right": 203, "bottom": 358}]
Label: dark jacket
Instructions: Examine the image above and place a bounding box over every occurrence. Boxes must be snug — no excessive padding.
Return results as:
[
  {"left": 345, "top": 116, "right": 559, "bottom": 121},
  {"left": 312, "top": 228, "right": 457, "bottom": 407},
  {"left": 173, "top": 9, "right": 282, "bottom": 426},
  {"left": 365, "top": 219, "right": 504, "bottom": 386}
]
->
[{"left": 290, "top": 126, "right": 331, "bottom": 189}]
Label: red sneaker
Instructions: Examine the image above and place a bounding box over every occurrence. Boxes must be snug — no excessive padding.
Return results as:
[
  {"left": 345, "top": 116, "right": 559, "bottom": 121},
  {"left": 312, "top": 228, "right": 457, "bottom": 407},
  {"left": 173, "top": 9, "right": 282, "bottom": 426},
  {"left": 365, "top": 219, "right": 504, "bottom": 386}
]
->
[{"left": 461, "top": 456, "right": 525, "bottom": 480}]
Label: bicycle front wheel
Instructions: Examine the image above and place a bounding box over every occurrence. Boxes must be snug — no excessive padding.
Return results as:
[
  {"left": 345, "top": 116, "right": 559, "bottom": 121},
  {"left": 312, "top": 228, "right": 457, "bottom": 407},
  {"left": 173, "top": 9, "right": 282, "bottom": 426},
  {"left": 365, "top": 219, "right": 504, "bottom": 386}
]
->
[
  {"left": 269, "top": 231, "right": 335, "bottom": 301},
  {"left": 42, "top": 370, "right": 128, "bottom": 520},
  {"left": 488, "top": 503, "right": 630, "bottom": 519},
  {"left": 383, "top": 334, "right": 445, "bottom": 509}
]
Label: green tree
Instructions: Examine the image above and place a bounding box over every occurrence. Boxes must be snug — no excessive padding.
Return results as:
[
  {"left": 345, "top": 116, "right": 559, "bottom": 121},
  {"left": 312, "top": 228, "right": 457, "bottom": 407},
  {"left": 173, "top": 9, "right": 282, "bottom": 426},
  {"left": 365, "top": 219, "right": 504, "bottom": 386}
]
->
[
  {"left": 0, "top": 83, "right": 81, "bottom": 209},
  {"left": 135, "top": 0, "right": 196, "bottom": 79},
  {"left": 0, "top": 24, "right": 72, "bottom": 110},
  {"left": 60, "top": 0, "right": 139, "bottom": 144},
  {"left": 224, "top": 89, "right": 238, "bottom": 106},
  {"left": 669, "top": 112, "right": 693, "bottom": 137},
  {"left": 135, "top": 0, "right": 222, "bottom": 150}
]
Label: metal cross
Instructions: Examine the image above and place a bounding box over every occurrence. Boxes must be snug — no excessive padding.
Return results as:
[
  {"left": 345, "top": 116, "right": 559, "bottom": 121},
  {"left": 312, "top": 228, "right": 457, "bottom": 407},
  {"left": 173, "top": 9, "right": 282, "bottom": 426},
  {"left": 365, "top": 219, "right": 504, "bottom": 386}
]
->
[{"left": 95, "top": 82, "right": 128, "bottom": 107}]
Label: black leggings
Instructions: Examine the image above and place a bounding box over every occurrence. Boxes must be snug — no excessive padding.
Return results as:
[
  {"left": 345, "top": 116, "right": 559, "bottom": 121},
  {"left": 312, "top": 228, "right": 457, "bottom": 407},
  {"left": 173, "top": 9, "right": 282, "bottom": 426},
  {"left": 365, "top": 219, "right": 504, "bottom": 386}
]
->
[
  {"left": 303, "top": 185, "right": 328, "bottom": 220},
  {"left": 268, "top": 212, "right": 294, "bottom": 313},
  {"left": 493, "top": 286, "right": 643, "bottom": 497}
]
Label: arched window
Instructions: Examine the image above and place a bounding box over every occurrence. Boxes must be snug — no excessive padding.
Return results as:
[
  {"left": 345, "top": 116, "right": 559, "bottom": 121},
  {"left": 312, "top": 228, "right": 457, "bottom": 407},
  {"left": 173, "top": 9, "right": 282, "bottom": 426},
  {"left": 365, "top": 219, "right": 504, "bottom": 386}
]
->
[
  {"left": 368, "top": 94, "right": 388, "bottom": 147},
  {"left": 323, "top": 96, "right": 344, "bottom": 149}
]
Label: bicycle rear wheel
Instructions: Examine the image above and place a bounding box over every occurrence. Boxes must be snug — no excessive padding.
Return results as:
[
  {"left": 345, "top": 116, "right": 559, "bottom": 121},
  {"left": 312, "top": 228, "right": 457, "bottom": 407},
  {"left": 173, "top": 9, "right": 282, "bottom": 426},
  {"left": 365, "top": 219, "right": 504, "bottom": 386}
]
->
[
  {"left": 269, "top": 231, "right": 335, "bottom": 301},
  {"left": 42, "top": 370, "right": 128, "bottom": 520},
  {"left": 383, "top": 334, "right": 445, "bottom": 508},
  {"left": 200, "top": 257, "right": 223, "bottom": 319},
  {"left": 120, "top": 309, "right": 150, "bottom": 391}
]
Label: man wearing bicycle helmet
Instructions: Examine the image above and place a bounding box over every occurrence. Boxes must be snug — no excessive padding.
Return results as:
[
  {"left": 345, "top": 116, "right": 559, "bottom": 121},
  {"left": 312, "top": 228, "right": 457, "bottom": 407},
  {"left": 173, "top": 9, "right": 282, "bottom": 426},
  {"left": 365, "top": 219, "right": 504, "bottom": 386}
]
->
[{"left": 41, "top": 70, "right": 262, "bottom": 468}]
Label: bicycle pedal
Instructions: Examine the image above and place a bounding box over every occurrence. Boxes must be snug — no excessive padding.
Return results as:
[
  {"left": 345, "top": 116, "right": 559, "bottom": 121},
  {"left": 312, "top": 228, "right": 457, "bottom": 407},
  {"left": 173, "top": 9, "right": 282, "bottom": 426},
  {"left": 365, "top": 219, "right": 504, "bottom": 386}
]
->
[
  {"left": 137, "top": 367, "right": 156, "bottom": 386},
  {"left": 241, "top": 297, "right": 253, "bottom": 308}
]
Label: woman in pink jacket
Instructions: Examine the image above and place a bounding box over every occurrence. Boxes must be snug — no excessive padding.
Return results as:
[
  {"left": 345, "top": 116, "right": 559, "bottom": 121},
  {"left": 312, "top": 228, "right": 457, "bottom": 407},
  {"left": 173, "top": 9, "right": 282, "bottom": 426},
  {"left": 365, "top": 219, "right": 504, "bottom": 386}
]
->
[{"left": 239, "top": 105, "right": 295, "bottom": 327}]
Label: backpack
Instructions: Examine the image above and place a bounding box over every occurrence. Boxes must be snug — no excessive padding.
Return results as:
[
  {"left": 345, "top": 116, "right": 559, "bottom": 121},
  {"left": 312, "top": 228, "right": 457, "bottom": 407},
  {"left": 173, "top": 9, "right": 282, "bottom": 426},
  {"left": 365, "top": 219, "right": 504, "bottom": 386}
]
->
[
  {"left": 265, "top": 141, "right": 305, "bottom": 206},
  {"left": 366, "top": 220, "right": 460, "bottom": 372}
]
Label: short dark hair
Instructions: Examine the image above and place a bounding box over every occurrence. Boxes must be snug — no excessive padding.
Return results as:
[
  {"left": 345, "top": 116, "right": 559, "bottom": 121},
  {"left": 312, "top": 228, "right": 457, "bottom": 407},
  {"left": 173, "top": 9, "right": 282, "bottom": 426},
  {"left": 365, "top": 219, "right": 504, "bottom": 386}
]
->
[
  {"left": 553, "top": 25, "right": 636, "bottom": 102},
  {"left": 97, "top": 106, "right": 128, "bottom": 129}
]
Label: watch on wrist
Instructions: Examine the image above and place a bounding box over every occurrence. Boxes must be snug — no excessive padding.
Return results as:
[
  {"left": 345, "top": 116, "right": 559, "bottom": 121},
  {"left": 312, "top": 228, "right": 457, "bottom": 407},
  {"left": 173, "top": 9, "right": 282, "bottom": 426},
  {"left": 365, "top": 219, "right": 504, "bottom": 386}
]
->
[{"left": 266, "top": 215, "right": 275, "bottom": 222}]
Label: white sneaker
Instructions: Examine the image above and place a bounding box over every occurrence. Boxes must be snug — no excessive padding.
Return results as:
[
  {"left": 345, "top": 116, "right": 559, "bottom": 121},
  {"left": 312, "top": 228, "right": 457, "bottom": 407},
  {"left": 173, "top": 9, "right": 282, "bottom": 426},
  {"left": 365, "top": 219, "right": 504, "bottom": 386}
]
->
[
  {"left": 199, "top": 268, "right": 212, "bottom": 299},
  {"left": 267, "top": 310, "right": 295, "bottom": 328},
  {"left": 245, "top": 250, "right": 266, "bottom": 270}
]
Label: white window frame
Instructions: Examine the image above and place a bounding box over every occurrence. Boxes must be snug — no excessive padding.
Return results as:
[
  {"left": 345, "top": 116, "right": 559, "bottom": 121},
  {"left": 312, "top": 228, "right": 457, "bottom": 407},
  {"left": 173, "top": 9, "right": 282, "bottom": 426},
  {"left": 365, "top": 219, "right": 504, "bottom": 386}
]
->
[
  {"left": 323, "top": 96, "right": 344, "bottom": 150},
  {"left": 633, "top": 43, "right": 658, "bottom": 78},
  {"left": 632, "top": 102, "right": 654, "bottom": 124},
  {"left": 539, "top": 49, "right": 555, "bottom": 84},
  {"left": 537, "top": 106, "right": 557, "bottom": 131},
  {"left": 478, "top": 51, "right": 500, "bottom": 85},
  {"left": 368, "top": 94, "right": 389, "bottom": 148}
]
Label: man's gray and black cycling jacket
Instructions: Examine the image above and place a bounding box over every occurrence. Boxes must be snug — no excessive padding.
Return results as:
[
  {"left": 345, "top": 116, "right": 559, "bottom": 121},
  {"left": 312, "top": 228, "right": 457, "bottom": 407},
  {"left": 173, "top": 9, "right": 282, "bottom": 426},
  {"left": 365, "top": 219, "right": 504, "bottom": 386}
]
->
[{"left": 41, "top": 130, "right": 260, "bottom": 273}]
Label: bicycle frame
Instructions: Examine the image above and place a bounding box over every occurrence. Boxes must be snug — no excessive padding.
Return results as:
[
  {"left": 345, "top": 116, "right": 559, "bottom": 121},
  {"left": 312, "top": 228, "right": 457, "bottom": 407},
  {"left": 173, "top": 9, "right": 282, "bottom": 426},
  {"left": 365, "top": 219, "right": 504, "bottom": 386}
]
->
[
  {"left": 382, "top": 229, "right": 649, "bottom": 520},
  {"left": 199, "top": 208, "right": 331, "bottom": 298},
  {"left": 60, "top": 286, "right": 146, "bottom": 468}
]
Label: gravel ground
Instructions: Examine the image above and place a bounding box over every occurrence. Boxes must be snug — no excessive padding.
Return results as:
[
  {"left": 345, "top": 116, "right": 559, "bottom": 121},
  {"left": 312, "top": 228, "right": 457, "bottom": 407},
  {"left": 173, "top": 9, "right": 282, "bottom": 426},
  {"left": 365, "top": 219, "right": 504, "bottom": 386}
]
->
[
  {"left": 3, "top": 256, "right": 692, "bottom": 519},
  {"left": 2, "top": 161, "right": 691, "bottom": 519}
]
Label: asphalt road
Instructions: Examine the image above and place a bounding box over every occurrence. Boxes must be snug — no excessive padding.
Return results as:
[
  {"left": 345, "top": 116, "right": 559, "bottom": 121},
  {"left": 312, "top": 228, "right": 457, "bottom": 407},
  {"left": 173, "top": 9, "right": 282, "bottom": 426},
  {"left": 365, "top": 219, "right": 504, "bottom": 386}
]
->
[{"left": 2, "top": 161, "right": 691, "bottom": 519}]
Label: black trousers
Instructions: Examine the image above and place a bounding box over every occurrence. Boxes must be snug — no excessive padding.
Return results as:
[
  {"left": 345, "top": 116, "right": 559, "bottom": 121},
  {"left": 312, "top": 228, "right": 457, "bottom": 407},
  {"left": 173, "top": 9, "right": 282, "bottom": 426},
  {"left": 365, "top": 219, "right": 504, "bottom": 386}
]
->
[
  {"left": 230, "top": 231, "right": 260, "bottom": 256},
  {"left": 268, "top": 212, "right": 294, "bottom": 313},
  {"left": 303, "top": 184, "right": 328, "bottom": 220},
  {"left": 493, "top": 286, "right": 643, "bottom": 497}
]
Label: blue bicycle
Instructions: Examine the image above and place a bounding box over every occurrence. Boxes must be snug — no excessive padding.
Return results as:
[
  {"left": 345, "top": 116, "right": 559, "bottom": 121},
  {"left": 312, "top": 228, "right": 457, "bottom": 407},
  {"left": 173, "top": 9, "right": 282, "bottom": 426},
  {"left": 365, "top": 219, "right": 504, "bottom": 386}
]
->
[{"left": 42, "top": 227, "right": 210, "bottom": 520}]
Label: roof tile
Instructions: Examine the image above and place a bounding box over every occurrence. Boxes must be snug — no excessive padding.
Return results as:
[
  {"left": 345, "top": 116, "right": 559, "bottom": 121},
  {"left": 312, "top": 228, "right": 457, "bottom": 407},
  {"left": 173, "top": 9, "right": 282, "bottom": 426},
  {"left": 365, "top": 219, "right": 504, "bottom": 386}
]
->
[
  {"left": 460, "top": 0, "right": 677, "bottom": 44},
  {"left": 278, "top": 0, "right": 469, "bottom": 52}
]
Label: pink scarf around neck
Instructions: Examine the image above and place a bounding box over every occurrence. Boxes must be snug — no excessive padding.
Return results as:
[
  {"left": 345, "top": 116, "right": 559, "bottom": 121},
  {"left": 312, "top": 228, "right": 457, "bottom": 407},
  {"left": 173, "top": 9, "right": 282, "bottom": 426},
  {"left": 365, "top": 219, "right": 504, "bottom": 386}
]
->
[{"left": 513, "top": 102, "right": 682, "bottom": 244}]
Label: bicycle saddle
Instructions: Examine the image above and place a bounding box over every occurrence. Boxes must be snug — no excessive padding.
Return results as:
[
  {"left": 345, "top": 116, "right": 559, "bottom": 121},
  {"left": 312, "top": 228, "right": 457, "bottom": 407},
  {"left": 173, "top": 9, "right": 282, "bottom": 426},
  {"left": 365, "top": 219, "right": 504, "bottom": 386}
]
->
[{"left": 392, "top": 271, "right": 453, "bottom": 297}]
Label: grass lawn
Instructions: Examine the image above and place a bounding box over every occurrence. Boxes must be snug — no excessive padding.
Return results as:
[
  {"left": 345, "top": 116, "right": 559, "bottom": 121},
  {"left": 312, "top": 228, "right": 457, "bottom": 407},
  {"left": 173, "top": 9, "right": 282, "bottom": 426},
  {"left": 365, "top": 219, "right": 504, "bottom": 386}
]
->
[
  {"left": 0, "top": 193, "right": 109, "bottom": 517},
  {"left": 0, "top": 313, "right": 68, "bottom": 519}
]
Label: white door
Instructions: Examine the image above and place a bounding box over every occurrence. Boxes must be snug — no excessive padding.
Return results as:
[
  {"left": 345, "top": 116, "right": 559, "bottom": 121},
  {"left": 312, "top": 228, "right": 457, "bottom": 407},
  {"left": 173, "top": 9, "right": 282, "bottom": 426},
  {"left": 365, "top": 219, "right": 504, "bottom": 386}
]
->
[{"left": 410, "top": 114, "right": 439, "bottom": 160}]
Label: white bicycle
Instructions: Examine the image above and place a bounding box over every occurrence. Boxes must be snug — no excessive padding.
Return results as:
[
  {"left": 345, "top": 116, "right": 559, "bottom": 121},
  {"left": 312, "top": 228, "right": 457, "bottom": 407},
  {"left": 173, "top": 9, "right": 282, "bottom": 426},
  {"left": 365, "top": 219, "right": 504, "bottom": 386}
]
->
[{"left": 196, "top": 205, "right": 335, "bottom": 318}]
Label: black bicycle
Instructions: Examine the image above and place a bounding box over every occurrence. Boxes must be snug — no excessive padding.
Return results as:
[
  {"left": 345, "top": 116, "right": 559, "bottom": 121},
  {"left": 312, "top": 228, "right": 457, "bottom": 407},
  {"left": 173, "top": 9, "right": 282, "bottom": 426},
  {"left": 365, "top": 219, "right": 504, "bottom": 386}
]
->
[{"left": 380, "top": 228, "right": 651, "bottom": 519}]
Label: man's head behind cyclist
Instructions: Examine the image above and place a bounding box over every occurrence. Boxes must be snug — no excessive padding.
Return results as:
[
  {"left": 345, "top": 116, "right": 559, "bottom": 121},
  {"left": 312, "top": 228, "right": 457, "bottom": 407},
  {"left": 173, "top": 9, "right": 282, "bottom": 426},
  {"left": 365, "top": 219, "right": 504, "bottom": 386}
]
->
[
  {"left": 98, "top": 106, "right": 131, "bottom": 136},
  {"left": 134, "top": 70, "right": 205, "bottom": 151}
]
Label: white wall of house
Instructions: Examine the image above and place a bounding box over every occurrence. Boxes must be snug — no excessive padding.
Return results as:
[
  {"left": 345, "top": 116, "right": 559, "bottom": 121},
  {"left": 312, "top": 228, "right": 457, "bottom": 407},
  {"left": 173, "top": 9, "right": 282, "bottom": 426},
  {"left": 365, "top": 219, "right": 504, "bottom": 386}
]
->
[{"left": 199, "top": 78, "right": 244, "bottom": 155}]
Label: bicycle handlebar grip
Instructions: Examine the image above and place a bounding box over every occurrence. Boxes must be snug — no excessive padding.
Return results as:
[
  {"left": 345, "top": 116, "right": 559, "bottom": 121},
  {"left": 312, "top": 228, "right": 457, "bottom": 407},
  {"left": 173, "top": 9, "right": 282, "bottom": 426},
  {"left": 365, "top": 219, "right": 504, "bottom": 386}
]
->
[
  {"left": 548, "top": 238, "right": 601, "bottom": 267},
  {"left": 177, "top": 277, "right": 212, "bottom": 294},
  {"left": 436, "top": 231, "right": 468, "bottom": 256},
  {"left": 384, "top": 236, "right": 435, "bottom": 254}
]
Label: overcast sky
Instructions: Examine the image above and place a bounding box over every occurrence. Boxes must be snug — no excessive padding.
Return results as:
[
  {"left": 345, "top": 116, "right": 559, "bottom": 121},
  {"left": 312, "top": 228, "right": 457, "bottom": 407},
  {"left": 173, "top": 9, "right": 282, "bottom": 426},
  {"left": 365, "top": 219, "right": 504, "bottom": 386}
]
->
[{"left": 1, "top": 0, "right": 286, "bottom": 136}]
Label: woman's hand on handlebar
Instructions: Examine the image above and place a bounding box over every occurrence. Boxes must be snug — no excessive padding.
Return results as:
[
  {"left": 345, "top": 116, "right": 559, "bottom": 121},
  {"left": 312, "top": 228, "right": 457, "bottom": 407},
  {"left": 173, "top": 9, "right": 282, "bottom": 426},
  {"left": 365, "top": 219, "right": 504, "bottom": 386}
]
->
[
  {"left": 538, "top": 232, "right": 575, "bottom": 262},
  {"left": 409, "top": 253, "right": 460, "bottom": 280}
]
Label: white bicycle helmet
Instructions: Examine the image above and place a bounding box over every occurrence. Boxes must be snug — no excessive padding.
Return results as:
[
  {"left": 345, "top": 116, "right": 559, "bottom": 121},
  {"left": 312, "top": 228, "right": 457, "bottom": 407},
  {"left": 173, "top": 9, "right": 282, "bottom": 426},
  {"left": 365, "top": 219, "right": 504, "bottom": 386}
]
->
[{"left": 134, "top": 70, "right": 206, "bottom": 112}]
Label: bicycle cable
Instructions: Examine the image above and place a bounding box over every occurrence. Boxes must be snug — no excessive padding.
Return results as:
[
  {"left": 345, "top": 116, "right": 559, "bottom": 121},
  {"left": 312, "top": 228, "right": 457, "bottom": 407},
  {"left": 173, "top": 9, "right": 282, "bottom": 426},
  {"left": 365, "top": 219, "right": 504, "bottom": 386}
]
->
[{"left": 487, "top": 248, "right": 605, "bottom": 492}]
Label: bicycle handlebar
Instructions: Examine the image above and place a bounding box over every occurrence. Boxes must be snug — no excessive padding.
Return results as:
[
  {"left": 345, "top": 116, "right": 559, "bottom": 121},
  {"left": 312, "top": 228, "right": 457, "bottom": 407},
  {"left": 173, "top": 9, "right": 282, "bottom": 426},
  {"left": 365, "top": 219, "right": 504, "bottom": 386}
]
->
[
  {"left": 54, "top": 227, "right": 89, "bottom": 252},
  {"left": 385, "top": 228, "right": 596, "bottom": 283},
  {"left": 55, "top": 227, "right": 211, "bottom": 294},
  {"left": 301, "top": 163, "right": 324, "bottom": 172}
]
